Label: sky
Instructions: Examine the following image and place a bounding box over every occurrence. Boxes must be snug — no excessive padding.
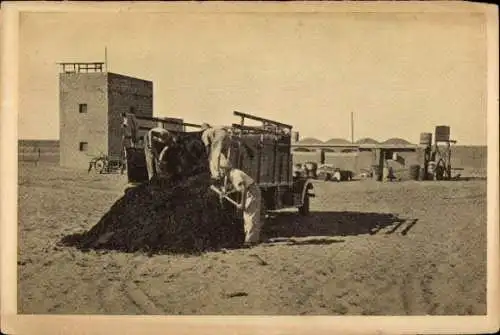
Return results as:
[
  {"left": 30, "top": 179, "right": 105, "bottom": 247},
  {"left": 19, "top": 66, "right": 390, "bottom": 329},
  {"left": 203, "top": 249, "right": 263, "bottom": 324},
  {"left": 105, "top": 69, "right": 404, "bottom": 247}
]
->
[{"left": 18, "top": 10, "right": 488, "bottom": 145}]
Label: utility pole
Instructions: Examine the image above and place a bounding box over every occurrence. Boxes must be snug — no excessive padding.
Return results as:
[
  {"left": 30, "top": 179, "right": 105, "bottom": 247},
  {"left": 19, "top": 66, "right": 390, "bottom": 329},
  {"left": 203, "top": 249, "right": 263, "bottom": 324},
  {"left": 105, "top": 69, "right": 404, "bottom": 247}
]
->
[
  {"left": 104, "top": 46, "right": 108, "bottom": 72},
  {"left": 350, "top": 112, "right": 354, "bottom": 143}
]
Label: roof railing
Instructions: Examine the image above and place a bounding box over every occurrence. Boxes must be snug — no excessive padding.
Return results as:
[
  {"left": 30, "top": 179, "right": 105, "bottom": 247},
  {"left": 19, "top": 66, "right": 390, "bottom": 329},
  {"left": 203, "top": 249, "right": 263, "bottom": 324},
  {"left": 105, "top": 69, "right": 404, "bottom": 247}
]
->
[{"left": 58, "top": 62, "right": 105, "bottom": 73}]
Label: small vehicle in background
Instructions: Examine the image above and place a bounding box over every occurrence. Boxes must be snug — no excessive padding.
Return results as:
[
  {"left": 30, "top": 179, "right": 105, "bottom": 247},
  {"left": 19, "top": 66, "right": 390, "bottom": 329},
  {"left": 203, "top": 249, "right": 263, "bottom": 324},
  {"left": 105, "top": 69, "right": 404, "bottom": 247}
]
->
[
  {"left": 303, "top": 161, "right": 318, "bottom": 179},
  {"left": 338, "top": 169, "right": 354, "bottom": 182},
  {"left": 358, "top": 168, "right": 373, "bottom": 179},
  {"left": 317, "top": 164, "right": 336, "bottom": 181},
  {"left": 317, "top": 164, "right": 354, "bottom": 182}
]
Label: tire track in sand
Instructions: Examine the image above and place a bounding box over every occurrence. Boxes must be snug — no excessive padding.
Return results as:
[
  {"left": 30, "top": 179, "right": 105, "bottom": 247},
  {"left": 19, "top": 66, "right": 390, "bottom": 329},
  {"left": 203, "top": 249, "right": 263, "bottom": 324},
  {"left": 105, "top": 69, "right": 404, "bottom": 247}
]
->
[
  {"left": 400, "top": 262, "right": 439, "bottom": 315},
  {"left": 94, "top": 253, "right": 144, "bottom": 314},
  {"left": 125, "top": 258, "right": 165, "bottom": 315},
  {"left": 98, "top": 255, "right": 165, "bottom": 315}
]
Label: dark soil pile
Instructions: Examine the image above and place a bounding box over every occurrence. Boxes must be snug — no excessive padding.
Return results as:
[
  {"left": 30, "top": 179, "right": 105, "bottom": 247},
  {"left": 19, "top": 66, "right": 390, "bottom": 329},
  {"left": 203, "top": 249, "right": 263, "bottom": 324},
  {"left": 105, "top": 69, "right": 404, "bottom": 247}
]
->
[
  {"left": 60, "top": 133, "right": 245, "bottom": 254},
  {"left": 60, "top": 173, "right": 244, "bottom": 254}
]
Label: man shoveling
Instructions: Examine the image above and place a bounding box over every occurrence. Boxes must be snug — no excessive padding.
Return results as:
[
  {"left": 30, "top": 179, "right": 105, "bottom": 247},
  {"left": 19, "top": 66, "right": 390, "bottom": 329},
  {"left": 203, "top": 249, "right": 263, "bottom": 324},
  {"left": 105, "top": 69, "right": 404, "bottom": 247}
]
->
[
  {"left": 144, "top": 127, "right": 176, "bottom": 181},
  {"left": 215, "top": 157, "right": 263, "bottom": 248}
]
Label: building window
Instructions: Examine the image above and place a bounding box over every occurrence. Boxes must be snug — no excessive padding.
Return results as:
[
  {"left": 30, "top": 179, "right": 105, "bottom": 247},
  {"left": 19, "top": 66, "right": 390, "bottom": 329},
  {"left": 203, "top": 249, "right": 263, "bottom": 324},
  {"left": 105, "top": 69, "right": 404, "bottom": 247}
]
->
[
  {"left": 79, "top": 104, "right": 88, "bottom": 114},
  {"left": 79, "top": 142, "right": 88, "bottom": 151},
  {"left": 129, "top": 106, "right": 136, "bottom": 114}
]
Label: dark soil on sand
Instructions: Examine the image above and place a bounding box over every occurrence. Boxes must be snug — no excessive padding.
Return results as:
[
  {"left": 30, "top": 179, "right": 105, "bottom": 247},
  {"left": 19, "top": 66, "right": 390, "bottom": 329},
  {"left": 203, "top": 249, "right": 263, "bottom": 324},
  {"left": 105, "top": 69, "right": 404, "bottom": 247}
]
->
[
  {"left": 20, "top": 161, "right": 487, "bottom": 315},
  {"left": 60, "top": 132, "right": 246, "bottom": 254},
  {"left": 59, "top": 173, "right": 244, "bottom": 254}
]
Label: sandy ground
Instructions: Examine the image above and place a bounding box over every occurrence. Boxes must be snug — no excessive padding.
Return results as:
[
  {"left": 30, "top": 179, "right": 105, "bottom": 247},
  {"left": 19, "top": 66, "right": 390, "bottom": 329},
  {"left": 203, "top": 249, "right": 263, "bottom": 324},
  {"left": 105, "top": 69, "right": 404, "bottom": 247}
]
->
[{"left": 17, "top": 162, "right": 486, "bottom": 315}]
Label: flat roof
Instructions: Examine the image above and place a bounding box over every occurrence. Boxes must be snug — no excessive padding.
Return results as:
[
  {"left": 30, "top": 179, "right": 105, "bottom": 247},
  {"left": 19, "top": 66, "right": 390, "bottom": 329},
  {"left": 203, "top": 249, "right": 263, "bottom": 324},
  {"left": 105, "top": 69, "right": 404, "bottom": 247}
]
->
[{"left": 292, "top": 143, "right": 421, "bottom": 150}]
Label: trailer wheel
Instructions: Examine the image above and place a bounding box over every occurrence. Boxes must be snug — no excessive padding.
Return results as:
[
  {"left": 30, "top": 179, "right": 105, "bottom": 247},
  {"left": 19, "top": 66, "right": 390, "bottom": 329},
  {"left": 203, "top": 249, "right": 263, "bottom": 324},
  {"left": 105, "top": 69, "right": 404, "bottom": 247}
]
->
[{"left": 298, "top": 195, "right": 310, "bottom": 216}]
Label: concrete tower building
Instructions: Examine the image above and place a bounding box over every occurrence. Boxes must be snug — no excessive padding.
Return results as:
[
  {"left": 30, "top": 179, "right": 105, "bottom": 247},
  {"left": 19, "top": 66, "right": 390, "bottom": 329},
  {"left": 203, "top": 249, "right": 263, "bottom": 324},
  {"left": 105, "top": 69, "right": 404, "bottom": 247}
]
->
[{"left": 58, "top": 62, "right": 154, "bottom": 168}]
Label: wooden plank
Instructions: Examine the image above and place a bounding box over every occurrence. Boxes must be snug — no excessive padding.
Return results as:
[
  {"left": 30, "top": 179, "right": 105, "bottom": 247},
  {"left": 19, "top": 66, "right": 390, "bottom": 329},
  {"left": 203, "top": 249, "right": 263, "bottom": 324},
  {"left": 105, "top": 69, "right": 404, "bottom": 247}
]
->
[
  {"left": 272, "top": 136, "right": 278, "bottom": 184},
  {"left": 57, "top": 62, "right": 105, "bottom": 65},
  {"left": 257, "top": 181, "right": 294, "bottom": 188},
  {"left": 135, "top": 116, "right": 201, "bottom": 129},
  {"left": 256, "top": 136, "right": 262, "bottom": 184},
  {"left": 231, "top": 124, "right": 281, "bottom": 135},
  {"left": 233, "top": 111, "right": 293, "bottom": 129}
]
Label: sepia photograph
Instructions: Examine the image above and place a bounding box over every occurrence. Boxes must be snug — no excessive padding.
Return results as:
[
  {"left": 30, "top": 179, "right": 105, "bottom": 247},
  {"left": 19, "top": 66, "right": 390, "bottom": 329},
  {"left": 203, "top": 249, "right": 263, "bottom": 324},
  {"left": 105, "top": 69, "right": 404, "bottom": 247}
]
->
[{"left": 1, "top": 1, "right": 499, "bottom": 334}]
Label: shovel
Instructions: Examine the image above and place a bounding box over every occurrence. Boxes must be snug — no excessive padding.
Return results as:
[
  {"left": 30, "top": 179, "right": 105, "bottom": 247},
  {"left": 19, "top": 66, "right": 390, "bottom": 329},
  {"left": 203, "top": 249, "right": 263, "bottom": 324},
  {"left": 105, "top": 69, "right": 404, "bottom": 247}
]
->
[{"left": 209, "top": 185, "right": 240, "bottom": 208}]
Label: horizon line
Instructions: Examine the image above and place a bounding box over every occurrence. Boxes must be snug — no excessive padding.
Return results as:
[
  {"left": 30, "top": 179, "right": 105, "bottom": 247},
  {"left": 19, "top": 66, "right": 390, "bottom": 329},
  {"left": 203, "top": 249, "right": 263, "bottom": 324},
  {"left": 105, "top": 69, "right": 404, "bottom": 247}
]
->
[{"left": 16, "top": 138, "right": 488, "bottom": 147}]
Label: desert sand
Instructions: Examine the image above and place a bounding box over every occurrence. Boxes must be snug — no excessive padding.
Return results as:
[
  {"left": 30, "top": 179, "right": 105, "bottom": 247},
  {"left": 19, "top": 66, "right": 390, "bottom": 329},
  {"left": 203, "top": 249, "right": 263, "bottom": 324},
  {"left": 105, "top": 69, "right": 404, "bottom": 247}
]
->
[{"left": 18, "top": 162, "right": 486, "bottom": 315}]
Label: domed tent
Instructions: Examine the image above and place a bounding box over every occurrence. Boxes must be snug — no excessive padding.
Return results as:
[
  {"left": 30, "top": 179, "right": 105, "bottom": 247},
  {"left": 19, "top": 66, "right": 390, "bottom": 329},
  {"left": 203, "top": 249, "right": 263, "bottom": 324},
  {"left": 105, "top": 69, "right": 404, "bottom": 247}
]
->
[
  {"left": 382, "top": 138, "right": 412, "bottom": 145},
  {"left": 297, "top": 137, "right": 324, "bottom": 146},
  {"left": 356, "top": 138, "right": 379, "bottom": 144},
  {"left": 324, "top": 138, "right": 351, "bottom": 145}
]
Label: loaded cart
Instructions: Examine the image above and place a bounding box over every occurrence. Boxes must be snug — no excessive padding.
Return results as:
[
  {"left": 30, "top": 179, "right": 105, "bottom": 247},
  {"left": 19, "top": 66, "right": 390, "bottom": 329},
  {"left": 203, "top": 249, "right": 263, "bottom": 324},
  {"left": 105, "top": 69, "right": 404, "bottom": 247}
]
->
[
  {"left": 211, "top": 111, "right": 315, "bottom": 216},
  {"left": 121, "top": 110, "right": 315, "bottom": 217}
]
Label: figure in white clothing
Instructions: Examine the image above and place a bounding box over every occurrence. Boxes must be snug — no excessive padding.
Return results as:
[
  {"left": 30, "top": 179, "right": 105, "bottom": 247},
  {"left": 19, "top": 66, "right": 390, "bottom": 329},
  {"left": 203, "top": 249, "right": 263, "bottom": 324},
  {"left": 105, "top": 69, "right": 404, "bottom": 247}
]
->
[
  {"left": 144, "top": 127, "right": 175, "bottom": 180},
  {"left": 200, "top": 123, "right": 232, "bottom": 180},
  {"left": 333, "top": 168, "right": 342, "bottom": 182},
  {"left": 219, "top": 158, "right": 263, "bottom": 246}
]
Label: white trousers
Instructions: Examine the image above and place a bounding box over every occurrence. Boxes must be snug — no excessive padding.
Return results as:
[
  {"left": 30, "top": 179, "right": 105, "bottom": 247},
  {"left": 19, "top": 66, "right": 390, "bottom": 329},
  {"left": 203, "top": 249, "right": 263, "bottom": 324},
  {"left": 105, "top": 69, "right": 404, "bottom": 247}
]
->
[
  {"left": 242, "top": 184, "right": 263, "bottom": 244},
  {"left": 144, "top": 146, "right": 155, "bottom": 180}
]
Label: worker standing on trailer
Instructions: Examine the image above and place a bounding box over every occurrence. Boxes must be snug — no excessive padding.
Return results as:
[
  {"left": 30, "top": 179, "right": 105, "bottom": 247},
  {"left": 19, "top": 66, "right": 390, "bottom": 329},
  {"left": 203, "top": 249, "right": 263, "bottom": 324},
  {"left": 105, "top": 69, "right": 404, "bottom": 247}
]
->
[
  {"left": 200, "top": 123, "right": 231, "bottom": 180},
  {"left": 122, "top": 111, "right": 139, "bottom": 148},
  {"left": 121, "top": 111, "right": 139, "bottom": 175},
  {"left": 144, "top": 127, "right": 175, "bottom": 180},
  {"left": 219, "top": 157, "right": 263, "bottom": 247}
]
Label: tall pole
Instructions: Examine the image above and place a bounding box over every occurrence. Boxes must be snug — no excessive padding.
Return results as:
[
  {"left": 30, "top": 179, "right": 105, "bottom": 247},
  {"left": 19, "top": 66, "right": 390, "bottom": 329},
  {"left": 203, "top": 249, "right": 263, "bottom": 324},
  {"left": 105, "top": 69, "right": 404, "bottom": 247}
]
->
[
  {"left": 104, "top": 46, "right": 108, "bottom": 72},
  {"left": 350, "top": 112, "right": 354, "bottom": 143}
]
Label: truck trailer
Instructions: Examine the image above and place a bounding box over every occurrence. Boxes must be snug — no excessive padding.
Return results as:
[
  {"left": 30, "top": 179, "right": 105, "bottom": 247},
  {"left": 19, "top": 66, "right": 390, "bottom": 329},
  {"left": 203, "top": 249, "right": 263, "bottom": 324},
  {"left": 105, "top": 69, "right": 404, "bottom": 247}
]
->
[
  {"left": 210, "top": 111, "right": 314, "bottom": 216},
  {"left": 123, "top": 111, "right": 315, "bottom": 217}
]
